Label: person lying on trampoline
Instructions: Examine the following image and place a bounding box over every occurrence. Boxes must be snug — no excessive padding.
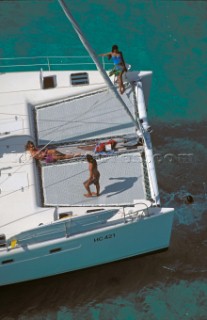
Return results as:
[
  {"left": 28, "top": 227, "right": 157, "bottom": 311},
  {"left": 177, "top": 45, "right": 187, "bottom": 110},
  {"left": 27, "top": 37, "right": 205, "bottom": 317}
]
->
[
  {"left": 25, "top": 141, "right": 81, "bottom": 163},
  {"left": 83, "top": 154, "right": 100, "bottom": 197}
]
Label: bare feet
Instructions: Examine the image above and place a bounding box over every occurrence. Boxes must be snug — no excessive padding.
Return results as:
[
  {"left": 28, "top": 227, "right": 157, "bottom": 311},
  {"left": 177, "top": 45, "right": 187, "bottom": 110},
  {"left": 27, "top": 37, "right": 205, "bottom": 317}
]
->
[
  {"left": 84, "top": 192, "right": 99, "bottom": 197},
  {"left": 92, "top": 192, "right": 100, "bottom": 197},
  {"left": 84, "top": 193, "right": 93, "bottom": 197},
  {"left": 120, "top": 86, "right": 125, "bottom": 94}
]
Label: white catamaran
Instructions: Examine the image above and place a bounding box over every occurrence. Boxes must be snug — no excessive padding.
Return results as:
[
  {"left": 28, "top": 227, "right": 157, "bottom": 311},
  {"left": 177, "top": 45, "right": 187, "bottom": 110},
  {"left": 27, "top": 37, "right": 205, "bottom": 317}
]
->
[{"left": 0, "top": 0, "right": 174, "bottom": 286}]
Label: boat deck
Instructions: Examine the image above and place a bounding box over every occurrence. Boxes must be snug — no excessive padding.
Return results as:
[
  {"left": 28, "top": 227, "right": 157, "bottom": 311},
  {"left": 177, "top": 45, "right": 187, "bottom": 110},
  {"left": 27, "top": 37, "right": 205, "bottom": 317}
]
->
[
  {"left": 34, "top": 85, "right": 146, "bottom": 206},
  {"left": 0, "top": 70, "right": 151, "bottom": 239},
  {"left": 41, "top": 151, "right": 145, "bottom": 206}
]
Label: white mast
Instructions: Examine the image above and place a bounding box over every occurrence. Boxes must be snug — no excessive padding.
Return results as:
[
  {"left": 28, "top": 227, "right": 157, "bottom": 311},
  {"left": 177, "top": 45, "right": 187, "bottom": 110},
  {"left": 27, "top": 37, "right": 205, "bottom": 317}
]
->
[
  {"left": 58, "top": 0, "right": 160, "bottom": 205},
  {"left": 58, "top": 0, "right": 139, "bottom": 129}
]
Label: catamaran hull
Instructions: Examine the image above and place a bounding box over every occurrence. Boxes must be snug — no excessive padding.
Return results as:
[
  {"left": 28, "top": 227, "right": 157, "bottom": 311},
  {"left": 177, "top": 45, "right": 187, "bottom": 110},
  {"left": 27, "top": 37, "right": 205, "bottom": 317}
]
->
[{"left": 0, "top": 210, "right": 173, "bottom": 286}]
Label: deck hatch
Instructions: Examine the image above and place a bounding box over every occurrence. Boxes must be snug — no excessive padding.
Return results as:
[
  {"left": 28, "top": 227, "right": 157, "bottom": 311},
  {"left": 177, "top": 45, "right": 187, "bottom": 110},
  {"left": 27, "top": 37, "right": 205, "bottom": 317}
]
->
[
  {"left": 70, "top": 72, "right": 89, "bottom": 85},
  {"left": 42, "top": 76, "right": 57, "bottom": 89}
]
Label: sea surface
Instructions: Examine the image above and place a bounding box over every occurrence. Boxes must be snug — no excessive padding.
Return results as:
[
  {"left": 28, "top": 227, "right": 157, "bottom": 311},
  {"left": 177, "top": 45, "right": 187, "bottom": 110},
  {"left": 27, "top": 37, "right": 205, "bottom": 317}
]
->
[{"left": 0, "top": 0, "right": 207, "bottom": 319}]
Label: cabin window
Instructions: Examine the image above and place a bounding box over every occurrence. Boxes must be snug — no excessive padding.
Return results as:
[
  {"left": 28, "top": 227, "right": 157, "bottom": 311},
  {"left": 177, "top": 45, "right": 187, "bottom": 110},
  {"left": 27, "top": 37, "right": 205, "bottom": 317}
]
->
[
  {"left": 70, "top": 72, "right": 89, "bottom": 86},
  {"left": 2, "top": 259, "right": 14, "bottom": 264},
  {"left": 59, "top": 213, "right": 71, "bottom": 219},
  {"left": 49, "top": 248, "right": 62, "bottom": 254},
  {"left": 0, "top": 234, "right": 6, "bottom": 247},
  {"left": 86, "top": 208, "right": 104, "bottom": 213},
  {"left": 42, "top": 76, "right": 57, "bottom": 89}
]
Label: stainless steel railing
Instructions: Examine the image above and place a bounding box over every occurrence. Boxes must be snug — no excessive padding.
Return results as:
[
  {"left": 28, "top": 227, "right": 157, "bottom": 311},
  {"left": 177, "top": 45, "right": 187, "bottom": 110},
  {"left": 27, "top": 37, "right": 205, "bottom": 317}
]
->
[
  {"left": 2, "top": 201, "right": 151, "bottom": 250},
  {"left": 122, "top": 201, "right": 150, "bottom": 223},
  {"left": 0, "top": 55, "right": 112, "bottom": 72}
]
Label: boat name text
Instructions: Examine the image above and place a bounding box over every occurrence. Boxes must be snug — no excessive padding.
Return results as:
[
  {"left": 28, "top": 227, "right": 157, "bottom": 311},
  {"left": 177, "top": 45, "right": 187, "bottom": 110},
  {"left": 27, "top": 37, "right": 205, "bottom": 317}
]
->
[{"left": 94, "top": 233, "right": 115, "bottom": 242}]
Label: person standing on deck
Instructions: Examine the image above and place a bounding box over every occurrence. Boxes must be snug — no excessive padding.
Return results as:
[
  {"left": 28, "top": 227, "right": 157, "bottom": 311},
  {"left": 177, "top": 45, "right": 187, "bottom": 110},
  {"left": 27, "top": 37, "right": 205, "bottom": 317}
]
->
[
  {"left": 99, "top": 44, "right": 127, "bottom": 94},
  {"left": 83, "top": 154, "right": 100, "bottom": 197}
]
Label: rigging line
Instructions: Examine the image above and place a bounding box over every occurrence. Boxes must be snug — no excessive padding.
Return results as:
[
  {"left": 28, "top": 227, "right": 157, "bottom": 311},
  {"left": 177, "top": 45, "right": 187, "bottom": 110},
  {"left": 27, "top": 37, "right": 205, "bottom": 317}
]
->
[
  {"left": 0, "top": 143, "right": 82, "bottom": 188},
  {"left": 0, "top": 160, "right": 31, "bottom": 168},
  {"left": 0, "top": 16, "right": 139, "bottom": 187},
  {"left": 36, "top": 91, "right": 114, "bottom": 141},
  {"left": 37, "top": 91, "right": 115, "bottom": 128},
  {"left": 0, "top": 127, "right": 30, "bottom": 135},
  {"left": 0, "top": 112, "right": 28, "bottom": 117},
  {"left": 35, "top": 88, "right": 115, "bottom": 142},
  {"left": 0, "top": 130, "right": 53, "bottom": 186},
  {"left": 0, "top": 200, "right": 54, "bottom": 228},
  {"left": 0, "top": 157, "right": 33, "bottom": 187},
  {"left": 0, "top": 182, "right": 34, "bottom": 200},
  {"left": 38, "top": 110, "right": 126, "bottom": 137},
  {"left": 0, "top": 111, "right": 93, "bottom": 186},
  {"left": 0, "top": 98, "right": 134, "bottom": 189},
  {"left": 58, "top": 0, "right": 140, "bottom": 131},
  {"left": 36, "top": 104, "right": 99, "bottom": 140}
]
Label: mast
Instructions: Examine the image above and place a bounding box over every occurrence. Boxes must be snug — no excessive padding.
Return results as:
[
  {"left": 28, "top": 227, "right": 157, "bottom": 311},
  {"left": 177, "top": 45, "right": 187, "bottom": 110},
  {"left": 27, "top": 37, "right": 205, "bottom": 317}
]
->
[
  {"left": 58, "top": 0, "right": 139, "bottom": 129},
  {"left": 58, "top": 1, "right": 161, "bottom": 205}
]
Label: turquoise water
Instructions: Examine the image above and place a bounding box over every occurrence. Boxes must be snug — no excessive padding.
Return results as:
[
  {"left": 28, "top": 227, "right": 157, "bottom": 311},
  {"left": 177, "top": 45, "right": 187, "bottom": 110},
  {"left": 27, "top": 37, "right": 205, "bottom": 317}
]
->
[
  {"left": 1, "top": 1, "right": 207, "bottom": 122},
  {"left": 1, "top": 1, "right": 207, "bottom": 319}
]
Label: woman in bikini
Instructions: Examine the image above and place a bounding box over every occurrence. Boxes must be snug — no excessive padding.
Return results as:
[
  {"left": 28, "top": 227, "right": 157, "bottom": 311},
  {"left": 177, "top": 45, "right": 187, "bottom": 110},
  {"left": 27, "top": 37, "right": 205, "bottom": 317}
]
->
[
  {"left": 25, "top": 141, "right": 80, "bottom": 162},
  {"left": 99, "top": 44, "right": 127, "bottom": 94},
  {"left": 83, "top": 154, "right": 100, "bottom": 197}
]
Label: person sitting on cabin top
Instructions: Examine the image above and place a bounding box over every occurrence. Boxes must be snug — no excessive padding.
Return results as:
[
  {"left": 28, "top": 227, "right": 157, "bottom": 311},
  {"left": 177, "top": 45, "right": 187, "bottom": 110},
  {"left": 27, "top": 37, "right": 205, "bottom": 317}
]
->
[
  {"left": 25, "top": 141, "right": 81, "bottom": 163},
  {"left": 99, "top": 44, "right": 127, "bottom": 94},
  {"left": 83, "top": 154, "right": 100, "bottom": 197}
]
